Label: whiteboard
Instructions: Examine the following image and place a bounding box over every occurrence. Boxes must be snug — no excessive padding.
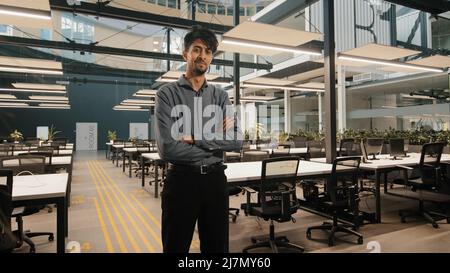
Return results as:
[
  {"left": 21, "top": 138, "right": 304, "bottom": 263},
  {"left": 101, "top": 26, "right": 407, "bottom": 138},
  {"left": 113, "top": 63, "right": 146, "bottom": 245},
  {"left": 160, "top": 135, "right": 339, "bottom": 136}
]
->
[
  {"left": 129, "top": 123, "right": 148, "bottom": 140},
  {"left": 36, "top": 126, "right": 49, "bottom": 140}
]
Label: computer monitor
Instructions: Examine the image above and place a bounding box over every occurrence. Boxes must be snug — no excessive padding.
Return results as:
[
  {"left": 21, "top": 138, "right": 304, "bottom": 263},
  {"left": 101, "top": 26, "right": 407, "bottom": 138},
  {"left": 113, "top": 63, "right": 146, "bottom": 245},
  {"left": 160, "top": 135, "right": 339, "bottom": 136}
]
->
[
  {"left": 360, "top": 141, "right": 369, "bottom": 163},
  {"left": 365, "top": 138, "right": 384, "bottom": 160},
  {"left": 389, "top": 138, "right": 405, "bottom": 160}
]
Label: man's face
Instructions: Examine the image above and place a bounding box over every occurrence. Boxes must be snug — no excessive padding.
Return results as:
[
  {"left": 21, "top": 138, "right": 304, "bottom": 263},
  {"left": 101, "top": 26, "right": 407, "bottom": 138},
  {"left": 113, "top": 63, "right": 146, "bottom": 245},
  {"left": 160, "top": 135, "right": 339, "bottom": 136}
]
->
[{"left": 183, "top": 39, "right": 213, "bottom": 76}]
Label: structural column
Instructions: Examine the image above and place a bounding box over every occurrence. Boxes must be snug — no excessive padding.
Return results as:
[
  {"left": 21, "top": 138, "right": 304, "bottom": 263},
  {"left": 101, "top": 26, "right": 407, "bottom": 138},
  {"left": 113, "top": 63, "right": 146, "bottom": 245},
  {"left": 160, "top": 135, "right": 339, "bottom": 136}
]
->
[
  {"left": 337, "top": 64, "right": 346, "bottom": 132},
  {"left": 284, "top": 89, "right": 291, "bottom": 133},
  {"left": 323, "top": 0, "right": 336, "bottom": 163}
]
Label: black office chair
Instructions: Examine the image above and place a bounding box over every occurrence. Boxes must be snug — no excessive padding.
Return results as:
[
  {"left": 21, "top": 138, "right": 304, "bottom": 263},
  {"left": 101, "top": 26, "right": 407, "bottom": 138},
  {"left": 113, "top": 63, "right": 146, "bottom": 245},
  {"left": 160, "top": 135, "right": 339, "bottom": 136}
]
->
[
  {"left": 242, "top": 156, "right": 304, "bottom": 253},
  {"left": 0, "top": 156, "right": 54, "bottom": 252},
  {"left": 306, "top": 140, "right": 325, "bottom": 159},
  {"left": 339, "top": 138, "right": 356, "bottom": 156},
  {"left": 0, "top": 170, "right": 20, "bottom": 253},
  {"left": 306, "top": 156, "right": 363, "bottom": 246},
  {"left": 391, "top": 142, "right": 450, "bottom": 228}
]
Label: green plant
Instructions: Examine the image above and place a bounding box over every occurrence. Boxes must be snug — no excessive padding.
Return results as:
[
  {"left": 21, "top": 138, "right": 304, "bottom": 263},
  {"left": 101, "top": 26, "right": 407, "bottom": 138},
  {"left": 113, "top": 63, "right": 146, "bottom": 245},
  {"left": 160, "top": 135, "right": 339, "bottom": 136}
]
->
[
  {"left": 243, "top": 130, "right": 250, "bottom": 141},
  {"left": 278, "top": 131, "right": 289, "bottom": 143},
  {"left": 107, "top": 130, "right": 117, "bottom": 141},
  {"left": 9, "top": 129, "right": 23, "bottom": 142},
  {"left": 48, "top": 125, "right": 61, "bottom": 141}
]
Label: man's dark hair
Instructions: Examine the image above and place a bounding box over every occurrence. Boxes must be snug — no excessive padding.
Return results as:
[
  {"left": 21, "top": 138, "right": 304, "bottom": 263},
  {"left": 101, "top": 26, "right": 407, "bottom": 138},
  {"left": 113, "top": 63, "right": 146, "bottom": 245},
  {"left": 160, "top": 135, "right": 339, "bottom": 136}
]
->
[{"left": 184, "top": 25, "right": 218, "bottom": 53}]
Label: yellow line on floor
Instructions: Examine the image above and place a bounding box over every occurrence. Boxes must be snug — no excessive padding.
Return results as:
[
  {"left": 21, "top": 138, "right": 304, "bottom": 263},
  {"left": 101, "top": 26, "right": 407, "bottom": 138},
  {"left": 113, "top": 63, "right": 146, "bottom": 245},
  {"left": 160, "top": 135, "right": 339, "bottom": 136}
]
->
[
  {"left": 92, "top": 161, "right": 155, "bottom": 252},
  {"left": 87, "top": 162, "right": 128, "bottom": 253},
  {"left": 129, "top": 194, "right": 162, "bottom": 230},
  {"left": 93, "top": 197, "right": 114, "bottom": 253},
  {"left": 89, "top": 161, "right": 142, "bottom": 253},
  {"left": 94, "top": 160, "right": 162, "bottom": 249}
]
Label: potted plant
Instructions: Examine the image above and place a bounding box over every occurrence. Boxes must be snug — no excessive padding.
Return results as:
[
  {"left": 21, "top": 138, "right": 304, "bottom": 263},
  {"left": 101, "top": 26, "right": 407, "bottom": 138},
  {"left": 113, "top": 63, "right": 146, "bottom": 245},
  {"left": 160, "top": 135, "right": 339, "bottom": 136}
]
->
[
  {"left": 107, "top": 130, "right": 117, "bottom": 143},
  {"left": 10, "top": 129, "right": 23, "bottom": 143},
  {"left": 48, "top": 125, "right": 61, "bottom": 142}
]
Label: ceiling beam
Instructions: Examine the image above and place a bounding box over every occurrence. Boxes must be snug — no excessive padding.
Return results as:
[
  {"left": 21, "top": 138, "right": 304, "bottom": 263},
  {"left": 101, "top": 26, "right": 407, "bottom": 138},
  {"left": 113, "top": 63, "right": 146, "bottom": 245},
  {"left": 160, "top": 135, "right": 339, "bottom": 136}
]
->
[
  {"left": 49, "top": 0, "right": 232, "bottom": 34},
  {"left": 386, "top": 0, "right": 450, "bottom": 15},
  {"left": 0, "top": 35, "right": 272, "bottom": 70}
]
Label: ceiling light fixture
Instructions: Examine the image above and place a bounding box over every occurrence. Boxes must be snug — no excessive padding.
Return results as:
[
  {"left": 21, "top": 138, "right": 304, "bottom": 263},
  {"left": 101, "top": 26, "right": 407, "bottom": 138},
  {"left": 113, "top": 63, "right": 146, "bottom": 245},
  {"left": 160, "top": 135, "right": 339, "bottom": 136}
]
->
[
  {"left": 337, "top": 53, "right": 444, "bottom": 73},
  {"left": 0, "top": 5, "right": 51, "bottom": 20},
  {"left": 242, "top": 83, "right": 324, "bottom": 92},
  {"left": 0, "top": 88, "right": 66, "bottom": 94},
  {"left": 221, "top": 37, "right": 322, "bottom": 56},
  {"left": 0, "top": 65, "right": 63, "bottom": 75},
  {"left": 13, "top": 83, "right": 66, "bottom": 91}
]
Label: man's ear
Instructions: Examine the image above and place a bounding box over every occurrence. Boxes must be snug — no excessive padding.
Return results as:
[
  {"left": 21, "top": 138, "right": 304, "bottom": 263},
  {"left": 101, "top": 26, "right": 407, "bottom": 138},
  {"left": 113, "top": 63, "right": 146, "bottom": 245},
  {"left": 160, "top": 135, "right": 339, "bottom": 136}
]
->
[{"left": 182, "top": 50, "right": 187, "bottom": 61}]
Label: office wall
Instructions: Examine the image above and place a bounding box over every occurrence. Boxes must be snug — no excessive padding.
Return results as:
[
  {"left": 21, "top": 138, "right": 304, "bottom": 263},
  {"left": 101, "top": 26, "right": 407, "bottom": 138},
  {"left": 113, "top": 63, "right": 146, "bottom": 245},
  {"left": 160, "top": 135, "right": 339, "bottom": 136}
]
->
[{"left": 0, "top": 73, "right": 152, "bottom": 150}]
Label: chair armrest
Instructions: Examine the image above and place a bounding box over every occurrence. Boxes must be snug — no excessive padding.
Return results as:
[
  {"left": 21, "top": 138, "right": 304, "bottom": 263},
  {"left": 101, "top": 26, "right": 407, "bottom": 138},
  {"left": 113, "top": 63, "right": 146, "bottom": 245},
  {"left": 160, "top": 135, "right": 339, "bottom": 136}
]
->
[
  {"left": 241, "top": 186, "right": 257, "bottom": 194},
  {"left": 12, "top": 206, "right": 25, "bottom": 217}
]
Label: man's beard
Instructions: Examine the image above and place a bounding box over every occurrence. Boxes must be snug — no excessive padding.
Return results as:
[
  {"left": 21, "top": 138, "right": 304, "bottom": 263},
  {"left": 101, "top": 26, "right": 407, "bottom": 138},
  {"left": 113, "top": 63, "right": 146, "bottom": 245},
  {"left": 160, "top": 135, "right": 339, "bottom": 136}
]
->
[{"left": 192, "top": 60, "right": 207, "bottom": 76}]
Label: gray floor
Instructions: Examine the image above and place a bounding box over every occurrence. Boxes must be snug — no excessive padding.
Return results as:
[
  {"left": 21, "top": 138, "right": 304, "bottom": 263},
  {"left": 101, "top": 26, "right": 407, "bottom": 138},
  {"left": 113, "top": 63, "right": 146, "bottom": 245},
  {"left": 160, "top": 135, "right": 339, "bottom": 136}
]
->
[{"left": 13, "top": 151, "right": 450, "bottom": 253}]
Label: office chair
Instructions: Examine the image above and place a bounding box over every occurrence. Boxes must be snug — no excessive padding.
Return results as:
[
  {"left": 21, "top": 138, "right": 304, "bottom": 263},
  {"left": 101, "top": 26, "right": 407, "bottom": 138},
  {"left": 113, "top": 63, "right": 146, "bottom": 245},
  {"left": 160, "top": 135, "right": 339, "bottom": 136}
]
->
[
  {"left": 392, "top": 142, "right": 450, "bottom": 228},
  {"left": 242, "top": 156, "right": 304, "bottom": 253},
  {"left": 306, "top": 140, "right": 325, "bottom": 159},
  {"left": 0, "top": 155, "right": 54, "bottom": 252},
  {"left": 242, "top": 150, "right": 270, "bottom": 162},
  {"left": 271, "top": 146, "right": 290, "bottom": 158},
  {"left": 0, "top": 169, "right": 21, "bottom": 253},
  {"left": 306, "top": 156, "right": 363, "bottom": 246},
  {"left": 338, "top": 138, "right": 356, "bottom": 156}
]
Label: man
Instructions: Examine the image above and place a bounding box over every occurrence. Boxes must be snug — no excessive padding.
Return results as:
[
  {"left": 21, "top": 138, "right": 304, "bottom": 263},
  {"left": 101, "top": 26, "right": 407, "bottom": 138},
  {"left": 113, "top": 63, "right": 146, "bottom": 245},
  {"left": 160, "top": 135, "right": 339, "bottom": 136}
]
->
[{"left": 155, "top": 25, "right": 242, "bottom": 253}]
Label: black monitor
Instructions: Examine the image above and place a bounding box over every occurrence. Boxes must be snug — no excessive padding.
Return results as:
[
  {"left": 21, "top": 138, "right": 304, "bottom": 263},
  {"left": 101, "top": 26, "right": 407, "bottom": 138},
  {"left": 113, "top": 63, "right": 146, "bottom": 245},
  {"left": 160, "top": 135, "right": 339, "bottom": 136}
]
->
[
  {"left": 389, "top": 138, "right": 405, "bottom": 160},
  {"left": 365, "top": 138, "right": 384, "bottom": 160}
]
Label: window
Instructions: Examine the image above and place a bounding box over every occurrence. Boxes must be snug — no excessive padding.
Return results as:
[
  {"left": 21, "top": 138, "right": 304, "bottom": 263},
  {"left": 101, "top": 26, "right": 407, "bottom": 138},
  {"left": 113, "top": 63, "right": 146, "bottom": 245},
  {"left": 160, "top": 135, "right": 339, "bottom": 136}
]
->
[
  {"left": 198, "top": 3, "right": 206, "bottom": 13},
  {"left": 167, "top": 0, "right": 177, "bottom": 8},
  {"left": 207, "top": 4, "right": 216, "bottom": 14},
  {"left": 217, "top": 6, "right": 225, "bottom": 15},
  {"left": 246, "top": 6, "right": 255, "bottom": 16},
  {"left": 256, "top": 5, "right": 264, "bottom": 13},
  {"left": 147, "top": 0, "right": 156, "bottom": 4},
  {"left": 0, "top": 24, "right": 12, "bottom": 36},
  {"left": 226, "top": 6, "right": 233, "bottom": 15},
  {"left": 157, "top": 0, "right": 166, "bottom": 6},
  {"left": 239, "top": 7, "right": 245, "bottom": 16}
]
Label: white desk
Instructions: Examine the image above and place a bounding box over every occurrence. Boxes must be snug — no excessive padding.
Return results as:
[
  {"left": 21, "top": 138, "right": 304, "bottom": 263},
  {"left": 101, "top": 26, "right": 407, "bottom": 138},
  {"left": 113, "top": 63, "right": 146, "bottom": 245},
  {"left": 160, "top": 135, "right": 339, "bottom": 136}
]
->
[
  {"left": 12, "top": 173, "right": 68, "bottom": 253},
  {"left": 14, "top": 150, "right": 73, "bottom": 156},
  {"left": 225, "top": 160, "right": 352, "bottom": 185},
  {"left": 123, "top": 147, "right": 157, "bottom": 177},
  {"left": 311, "top": 153, "right": 450, "bottom": 223},
  {"left": 140, "top": 153, "right": 165, "bottom": 197}
]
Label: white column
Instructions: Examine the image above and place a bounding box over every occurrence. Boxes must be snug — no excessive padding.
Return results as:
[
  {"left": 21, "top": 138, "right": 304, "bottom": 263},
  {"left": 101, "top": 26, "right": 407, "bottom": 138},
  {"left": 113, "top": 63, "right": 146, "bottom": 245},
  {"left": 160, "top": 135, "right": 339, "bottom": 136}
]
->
[
  {"left": 284, "top": 89, "right": 291, "bottom": 133},
  {"left": 318, "top": 92, "right": 323, "bottom": 132},
  {"left": 337, "top": 64, "right": 346, "bottom": 132}
]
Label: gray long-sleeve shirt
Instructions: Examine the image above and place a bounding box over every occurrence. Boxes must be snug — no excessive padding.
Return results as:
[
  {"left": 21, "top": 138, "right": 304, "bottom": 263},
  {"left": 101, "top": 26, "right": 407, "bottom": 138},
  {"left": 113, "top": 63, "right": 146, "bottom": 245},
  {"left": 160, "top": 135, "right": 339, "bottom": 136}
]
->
[{"left": 155, "top": 75, "right": 242, "bottom": 166}]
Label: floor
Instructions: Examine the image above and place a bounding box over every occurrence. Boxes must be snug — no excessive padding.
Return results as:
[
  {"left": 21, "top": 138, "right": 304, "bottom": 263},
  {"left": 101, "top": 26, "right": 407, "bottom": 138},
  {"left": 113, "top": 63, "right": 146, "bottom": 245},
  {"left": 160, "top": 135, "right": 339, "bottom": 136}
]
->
[{"left": 13, "top": 151, "right": 450, "bottom": 253}]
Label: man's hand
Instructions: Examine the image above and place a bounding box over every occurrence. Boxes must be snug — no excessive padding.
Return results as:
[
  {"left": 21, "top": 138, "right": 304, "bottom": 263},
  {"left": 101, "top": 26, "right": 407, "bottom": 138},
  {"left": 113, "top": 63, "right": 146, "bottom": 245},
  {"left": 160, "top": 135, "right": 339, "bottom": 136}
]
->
[
  {"left": 180, "top": 135, "right": 194, "bottom": 144},
  {"left": 223, "top": 117, "right": 234, "bottom": 132}
]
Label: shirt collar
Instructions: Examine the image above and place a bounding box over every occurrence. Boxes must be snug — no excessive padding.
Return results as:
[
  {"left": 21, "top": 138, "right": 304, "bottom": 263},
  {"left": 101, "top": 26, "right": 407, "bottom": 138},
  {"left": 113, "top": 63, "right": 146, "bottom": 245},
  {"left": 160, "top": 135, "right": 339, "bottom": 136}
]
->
[{"left": 177, "top": 74, "right": 209, "bottom": 90}]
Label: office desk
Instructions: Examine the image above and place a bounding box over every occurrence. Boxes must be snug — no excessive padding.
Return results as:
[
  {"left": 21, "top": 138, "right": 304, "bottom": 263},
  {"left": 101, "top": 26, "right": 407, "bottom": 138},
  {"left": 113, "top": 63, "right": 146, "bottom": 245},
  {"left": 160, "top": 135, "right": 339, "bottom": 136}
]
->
[
  {"left": 123, "top": 147, "right": 157, "bottom": 177},
  {"left": 12, "top": 173, "right": 68, "bottom": 253},
  {"left": 311, "top": 153, "right": 450, "bottom": 223},
  {"left": 225, "top": 160, "right": 351, "bottom": 186},
  {"left": 140, "top": 153, "right": 164, "bottom": 198}
]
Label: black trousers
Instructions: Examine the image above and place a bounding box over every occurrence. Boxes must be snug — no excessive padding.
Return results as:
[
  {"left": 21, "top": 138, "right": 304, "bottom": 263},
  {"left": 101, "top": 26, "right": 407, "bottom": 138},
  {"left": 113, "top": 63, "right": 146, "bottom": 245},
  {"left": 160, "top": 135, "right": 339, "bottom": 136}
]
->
[{"left": 161, "top": 168, "right": 229, "bottom": 253}]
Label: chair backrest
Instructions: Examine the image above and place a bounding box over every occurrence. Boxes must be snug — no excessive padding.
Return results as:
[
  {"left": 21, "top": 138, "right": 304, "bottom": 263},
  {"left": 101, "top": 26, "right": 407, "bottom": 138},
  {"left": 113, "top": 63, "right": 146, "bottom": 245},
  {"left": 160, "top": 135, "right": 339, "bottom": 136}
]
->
[
  {"left": 307, "top": 140, "right": 325, "bottom": 158},
  {"left": 389, "top": 138, "right": 406, "bottom": 157},
  {"left": 0, "top": 156, "right": 46, "bottom": 175},
  {"left": 259, "top": 157, "right": 300, "bottom": 221},
  {"left": 271, "top": 146, "right": 290, "bottom": 158},
  {"left": 19, "top": 151, "right": 52, "bottom": 165},
  {"left": 242, "top": 150, "right": 270, "bottom": 162},
  {"left": 339, "top": 138, "right": 356, "bottom": 156},
  {"left": 419, "top": 142, "right": 445, "bottom": 184},
  {"left": 328, "top": 157, "right": 361, "bottom": 206},
  {"left": 0, "top": 169, "right": 16, "bottom": 252}
]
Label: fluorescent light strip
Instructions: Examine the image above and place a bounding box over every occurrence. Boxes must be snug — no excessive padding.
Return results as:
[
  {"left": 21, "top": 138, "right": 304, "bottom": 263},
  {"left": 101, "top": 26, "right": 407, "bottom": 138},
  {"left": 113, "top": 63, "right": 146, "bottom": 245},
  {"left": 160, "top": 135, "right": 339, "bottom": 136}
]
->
[
  {"left": 0, "top": 105, "right": 70, "bottom": 109},
  {"left": 13, "top": 83, "right": 66, "bottom": 91},
  {"left": 0, "top": 94, "right": 16, "bottom": 99},
  {"left": 38, "top": 103, "right": 70, "bottom": 107},
  {"left": 135, "top": 90, "right": 158, "bottom": 96},
  {"left": 156, "top": 77, "right": 232, "bottom": 86},
  {"left": 242, "top": 83, "right": 324, "bottom": 92},
  {"left": 0, "top": 99, "right": 68, "bottom": 104},
  {"left": 121, "top": 103, "right": 153, "bottom": 107},
  {"left": 114, "top": 105, "right": 142, "bottom": 109},
  {"left": 123, "top": 99, "right": 154, "bottom": 104},
  {"left": 221, "top": 37, "right": 322, "bottom": 56},
  {"left": 114, "top": 108, "right": 149, "bottom": 111},
  {"left": 337, "top": 54, "right": 444, "bottom": 73},
  {"left": 0, "top": 5, "right": 51, "bottom": 20},
  {"left": 0, "top": 66, "right": 63, "bottom": 75},
  {"left": 250, "top": 0, "right": 286, "bottom": 21},
  {"left": 29, "top": 95, "right": 68, "bottom": 101},
  {"left": 401, "top": 94, "right": 436, "bottom": 100},
  {"left": 134, "top": 94, "right": 155, "bottom": 98},
  {"left": 0, "top": 88, "right": 66, "bottom": 94},
  {"left": 0, "top": 102, "right": 28, "bottom": 106}
]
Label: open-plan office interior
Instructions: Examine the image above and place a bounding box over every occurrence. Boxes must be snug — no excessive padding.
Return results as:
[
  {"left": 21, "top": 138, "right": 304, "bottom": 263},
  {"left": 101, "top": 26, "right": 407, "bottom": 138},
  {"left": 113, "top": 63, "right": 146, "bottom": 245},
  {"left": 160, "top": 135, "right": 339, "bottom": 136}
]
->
[{"left": 0, "top": 0, "right": 450, "bottom": 254}]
